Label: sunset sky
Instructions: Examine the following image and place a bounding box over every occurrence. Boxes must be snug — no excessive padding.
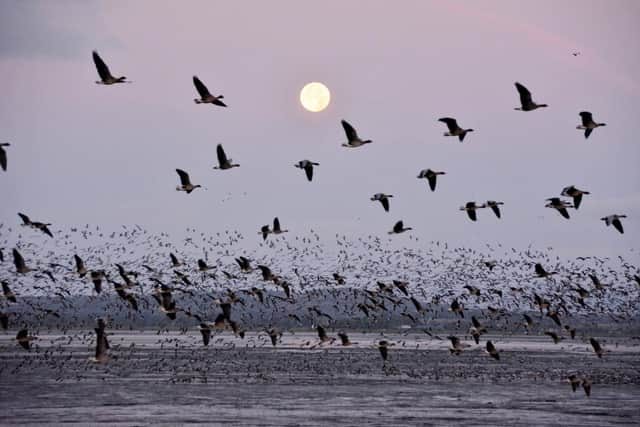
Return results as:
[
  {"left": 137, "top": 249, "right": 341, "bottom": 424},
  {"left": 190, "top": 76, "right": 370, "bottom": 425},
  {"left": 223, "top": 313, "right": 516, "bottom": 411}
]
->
[{"left": 1, "top": 0, "right": 638, "bottom": 257}]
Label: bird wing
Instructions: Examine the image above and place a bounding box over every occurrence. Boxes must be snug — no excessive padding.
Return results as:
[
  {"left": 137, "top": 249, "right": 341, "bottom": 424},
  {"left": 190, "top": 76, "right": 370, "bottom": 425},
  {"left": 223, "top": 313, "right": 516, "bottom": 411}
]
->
[
  {"left": 200, "top": 327, "right": 211, "bottom": 345},
  {"left": 515, "top": 82, "right": 532, "bottom": 105},
  {"left": 584, "top": 128, "right": 592, "bottom": 139},
  {"left": 393, "top": 221, "right": 403, "bottom": 233},
  {"left": 216, "top": 144, "right": 228, "bottom": 166},
  {"left": 590, "top": 338, "right": 602, "bottom": 353},
  {"left": 490, "top": 204, "right": 501, "bottom": 218},
  {"left": 612, "top": 218, "right": 624, "bottom": 234},
  {"left": 18, "top": 213, "right": 31, "bottom": 225},
  {"left": 92, "top": 51, "right": 112, "bottom": 81},
  {"left": 559, "top": 208, "right": 570, "bottom": 219},
  {"left": 12, "top": 249, "right": 25, "bottom": 270},
  {"left": 175, "top": 169, "right": 191, "bottom": 186},
  {"left": 273, "top": 217, "right": 281, "bottom": 232},
  {"left": 304, "top": 163, "right": 313, "bottom": 181},
  {"left": 427, "top": 174, "right": 437, "bottom": 191},
  {"left": 193, "top": 76, "right": 211, "bottom": 98},
  {"left": 467, "top": 209, "right": 477, "bottom": 222},
  {"left": 74, "top": 254, "right": 84, "bottom": 270},
  {"left": 381, "top": 197, "right": 389, "bottom": 212},
  {"left": 170, "top": 253, "right": 179, "bottom": 266},
  {"left": 438, "top": 117, "right": 458, "bottom": 132},
  {"left": 573, "top": 194, "right": 583, "bottom": 210},
  {"left": 0, "top": 146, "right": 6, "bottom": 171},
  {"left": 579, "top": 111, "right": 593, "bottom": 126},
  {"left": 341, "top": 120, "right": 358, "bottom": 141}
]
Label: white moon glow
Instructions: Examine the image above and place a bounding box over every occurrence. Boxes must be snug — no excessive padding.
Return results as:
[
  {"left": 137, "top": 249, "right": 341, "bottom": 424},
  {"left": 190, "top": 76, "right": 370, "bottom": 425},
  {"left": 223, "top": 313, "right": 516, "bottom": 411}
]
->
[{"left": 300, "top": 82, "right": 330, "bottom": 112}]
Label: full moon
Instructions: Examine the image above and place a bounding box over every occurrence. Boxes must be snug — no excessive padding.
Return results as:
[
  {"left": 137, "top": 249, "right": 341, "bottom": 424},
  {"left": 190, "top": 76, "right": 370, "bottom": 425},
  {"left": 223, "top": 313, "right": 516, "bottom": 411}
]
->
[{"left": 300, "top": 82, "right": 330, "bottom": 112}]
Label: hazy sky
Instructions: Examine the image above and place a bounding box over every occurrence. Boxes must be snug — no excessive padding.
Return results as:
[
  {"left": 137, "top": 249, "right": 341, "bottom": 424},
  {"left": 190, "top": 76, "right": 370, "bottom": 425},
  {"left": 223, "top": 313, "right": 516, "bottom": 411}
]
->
[{"left": 1, "top": 0, "right": 639, "bottom": 257}]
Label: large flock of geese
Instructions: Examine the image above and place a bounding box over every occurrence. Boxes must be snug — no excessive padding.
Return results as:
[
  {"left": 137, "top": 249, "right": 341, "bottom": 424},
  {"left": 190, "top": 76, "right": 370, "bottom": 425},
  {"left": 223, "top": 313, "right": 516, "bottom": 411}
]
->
[{"left": 0, "top": 50, "right": 637, "bottom": 397}]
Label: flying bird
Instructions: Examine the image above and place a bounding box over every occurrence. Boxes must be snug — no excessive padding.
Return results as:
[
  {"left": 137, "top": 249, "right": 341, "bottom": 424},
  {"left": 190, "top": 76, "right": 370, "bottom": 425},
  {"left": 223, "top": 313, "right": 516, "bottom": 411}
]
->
[
  {"left": 438, "top": 117, "right": 474, "bottom": 142},
  {"left": 341, "top": 120, "right": 372, "bottom": 147},
  {"left": 460, "top": 202, "right": 486, "bottom": 221},
  {"left": 534, "top": 263, "right": 557, "bottom": 278},
  {"left": 18, "top": 213, "right": 53, "bottom": 238},
  {"left": 193, "top": 76, "right": 226, "bottom": 106},
  {"left": 417, "top": 169, "right": 445, "bottom": 191},
  {"left": 92, "top": 51, "right": 130, "bottom": 84},
  {"left": 485, "top": 341, "right": 500, "bottom": 360},
  {"left": 561, "top": 186, "right": 590, "bottom": 210},
  {"left": 294, "top": 160, "right": 319, "bottom": 182},
  {"left": 1, "top": 281, "right": 17, "bottom": 303},
  {"left": 235, "top": 256, "right": 253, "bottom": 273},
  {"left": 90, "top": 319, "right": 109, "bottom": 363},
  {"left": 545, "top": 197, "right": 573, "bottom": 219},
  {"left": 272, "top": 217, "right": 288, "bottom": 235},
  {"left": 600, "top": 214, "right": 626, "bottom": 234},
  {"left": 213, "top": 144, "right": 239, "bottom": 170},
  {"left": 389, "top": 220, "right": 412, "bottom": 234},
  {"left": 0, "top": 143, "right": 9, "bottom": 171},
  {"left": 590, "top": 337, "right": 604, "bottom": 358},
  {"left": 514, "top": 82, "right": 547, "bottom": 111},
  {"left": 175, "top": 169, "right": 202, "bottom": 193},
  {"left": 485, "top": 201, "right": 504, "bottom": 218},
  {"left": 198, "top": 323, "right": 212, "bottom": 346},
  {"left": 16, "top": 329, "right": 36, "bottom": 350},
  {"left": 577, "top": 111, "right": 606, "bottom": 139},
  {"left": 12, "top": 249, "right": 31, "bottom": 274},
  {"left": 370, "top": 193, "right": 393, "bottom": 212}
]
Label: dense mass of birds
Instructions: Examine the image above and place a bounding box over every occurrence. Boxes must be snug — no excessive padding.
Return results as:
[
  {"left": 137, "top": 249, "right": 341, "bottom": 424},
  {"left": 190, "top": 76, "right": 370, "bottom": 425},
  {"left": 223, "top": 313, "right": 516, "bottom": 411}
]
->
[{"left": 0, "top": 50, "right": 638, "bottom": 397}]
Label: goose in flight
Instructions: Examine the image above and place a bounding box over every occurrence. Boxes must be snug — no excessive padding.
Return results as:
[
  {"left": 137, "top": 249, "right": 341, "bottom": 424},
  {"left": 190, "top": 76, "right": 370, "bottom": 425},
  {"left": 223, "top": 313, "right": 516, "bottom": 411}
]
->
[
  {"left": 92, "top": 51, "right": 130, "bottom": 85},
  {"left": 175, "top": 169, "right": 201, "bottom": 193},
  {"left": 1, "top": 281, "right": 17, "bottom": 303},
  {"left": 485, "top": 341, "right": 500, "bottom": 360},
  {"left": 74, "top": 255, "right": 88, "bottom": 278},
  {"left": 16, "top": 329, "right": 36, "bottom": 350},
  {"left": 370, "top": 193, "right": 393, "bottom": 212},
  {"left": 18, "top": 213, "right": 53, "bottom": 238},
  {"left": 170, "top": 253, "right": 182, "bottom": 268},
  {"left": 514, "top": 82, "right": 547, "bottom": 111},
  {"left": 417, "top": 169, "right": 445, "bottom": 191},
  {"left": 0, "top": 143, "right": 9, "bottom": 171},
  {"left": 545, "top": 197, "right": 573, "bottom": 219},
  {"left": 90, "top": 270, "right": 106, "bottom": 294},
  {"left": 198, "top": 323, "right": 212, "bottom": 346},
  {"left": 534, "top": 263, "right": 557, "bottom": 278},
  {"left": 294, "top": 160, "right": 319, "bottom": 182},
  {"left": 235, "top": 256, "right": 253, "bottom": 273},
  {"left": 213, "top": 144, "right": 239, "bottom": 170},
  {"left": 485, "top": 201, "right": 504, "bottom": 218},
  {"left": 590, "top": 337, "right": 604, "bottom": 358},
  {"left": 600, "top": 214, "right": 626, "bottom": 234},
  {"left": 341, "top": 120, "right": 372, "bottom": 147},
  {"left": 376, "top": 340, "right": 390, "bottom": 364},
  {"left": 460, "top": 202, "right": 486, "bottom": 221},
  {"left": 272, "top": 217, "right": 288, "bottom": 235},
  {"left": 193, "top": 76, "right": 226, "bottom": 106},
  {"left": 577, "top": 111, "right": 606, "bottom": 139},
  {"left": 389, "top": 220, "right": 412, "bottom": 234},
  {"left": 13, "top": 249, "right": 31, "bottom": 274},
  {"left": 90, "top": 319, "right": 109, "bottom": 363},
  {"left": 448, "top": 336, "right": 469, "bottom": 355},
  {"left": 438, "top": 117, "right": 474, "bottom": 142},
  {"left": 561, "top": 186, "right": 590, "bottom": 210}
]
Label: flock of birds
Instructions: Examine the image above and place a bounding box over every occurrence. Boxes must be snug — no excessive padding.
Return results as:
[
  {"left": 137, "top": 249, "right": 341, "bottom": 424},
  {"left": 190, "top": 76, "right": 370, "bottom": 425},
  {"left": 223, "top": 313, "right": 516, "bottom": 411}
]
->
[{"left": 0, "top": 50, "right": 638, "bottom": 397}]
